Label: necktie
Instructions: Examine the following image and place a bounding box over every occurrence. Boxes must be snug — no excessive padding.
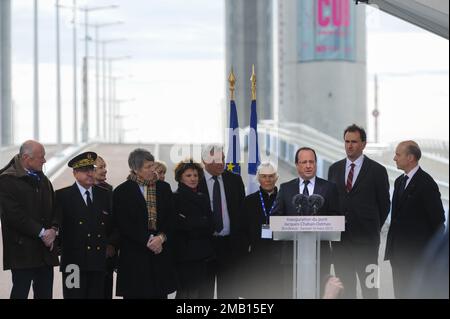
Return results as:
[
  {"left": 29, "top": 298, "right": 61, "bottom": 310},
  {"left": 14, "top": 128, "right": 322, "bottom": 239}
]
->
[
  {"left": 398, "top": 175, "right": 409, "bottom": 198},
  {"left": 212, "top": 176, "right": 224, "bottom": 233},
  {"left": 346, "top": 163, "right": 355, "bottom": 192},
  {"left": 303, "top": 180, "right": 310, "bottom": 196},
  {"left": 85, "top": 190, "right": 93, "bottom": 209}
]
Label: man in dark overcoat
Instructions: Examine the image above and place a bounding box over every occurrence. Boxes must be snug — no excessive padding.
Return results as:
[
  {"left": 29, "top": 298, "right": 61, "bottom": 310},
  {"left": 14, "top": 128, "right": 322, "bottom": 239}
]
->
[{"left": 0, "top": 140, "right": 59, "bottom": 299}]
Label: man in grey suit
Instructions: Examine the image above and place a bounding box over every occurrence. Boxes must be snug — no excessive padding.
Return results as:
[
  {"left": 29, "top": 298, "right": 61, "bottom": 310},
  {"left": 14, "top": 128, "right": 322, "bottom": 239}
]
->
[
  {"left": 328, "top": 124, "right": 390, "bottom": 299},
  {"left": 274, "top": 147, "right": 339, "bottom": 297}
]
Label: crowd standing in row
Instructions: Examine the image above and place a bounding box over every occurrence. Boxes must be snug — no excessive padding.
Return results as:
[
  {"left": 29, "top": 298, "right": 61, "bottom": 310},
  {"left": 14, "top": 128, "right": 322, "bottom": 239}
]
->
[{"left": 0, "top": 124, "right": 447, "bottom": 299}]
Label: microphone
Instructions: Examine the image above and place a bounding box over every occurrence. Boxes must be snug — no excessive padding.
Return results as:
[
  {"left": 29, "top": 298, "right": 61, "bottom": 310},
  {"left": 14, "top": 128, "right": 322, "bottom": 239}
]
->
[
  {"left": 307, "top": 194, "right": 325, "bottom": 215},
  {"left": 292, "top": 194, "right": 308, "bottom": 215}
]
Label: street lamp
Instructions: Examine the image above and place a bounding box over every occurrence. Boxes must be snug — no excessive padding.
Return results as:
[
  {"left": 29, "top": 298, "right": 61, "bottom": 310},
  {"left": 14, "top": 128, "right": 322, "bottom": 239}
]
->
[
  {"left": 34, "top": 0, "right": 39, "bottom": 140},
  {"left": 103, "top": 56, "right": 131, "bottom": 142},
  {"left": 55, "top": 0, "right": 62, "bottom": 148},
  {"left": 57, "top": 0, "right": 81, "bottom": 144},
  {"left": 78, "top": 4, "right": 118, "bottom": 143},
  {"left": 0, "top": 0, "right": 12, "bottom": 146},
  {"left": 86, "top": 55, "right": 130, "bottom": 142},
  {"left": 113, "top": 98, "right": 135, "bottom": 143},
  {"left": 85, "top": 22, "right": 123, "bottom": 139},
  {"left": 96, "top": 39, "right": 127, "bottom": 140}
]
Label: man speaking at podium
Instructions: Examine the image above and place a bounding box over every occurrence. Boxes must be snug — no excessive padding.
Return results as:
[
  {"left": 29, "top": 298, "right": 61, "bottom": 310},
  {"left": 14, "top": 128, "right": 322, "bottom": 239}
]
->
[{"left": 273, "top": 147, "right": 339, "bottom": 297}]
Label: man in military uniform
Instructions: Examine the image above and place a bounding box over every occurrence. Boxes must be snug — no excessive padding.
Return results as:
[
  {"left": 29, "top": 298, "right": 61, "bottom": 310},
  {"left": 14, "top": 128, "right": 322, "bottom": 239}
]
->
[
  {"left": 56, "top": 152, "right": 112, "bottom": 299},
  {"left": 93, "top": 155, "right": 118, "bottom": 299}
]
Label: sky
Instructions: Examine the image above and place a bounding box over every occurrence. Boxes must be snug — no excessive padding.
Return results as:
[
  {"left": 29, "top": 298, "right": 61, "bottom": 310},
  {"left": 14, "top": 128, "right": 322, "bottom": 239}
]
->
[
  {"left": 10, "top": 0, "right": 226, "bottom": 144},
  {"left": 6, "top": 0, "right": 450, "bottom": 145},
  {"left": 364, "top": 4, "right": 449, "bottom": 144}
]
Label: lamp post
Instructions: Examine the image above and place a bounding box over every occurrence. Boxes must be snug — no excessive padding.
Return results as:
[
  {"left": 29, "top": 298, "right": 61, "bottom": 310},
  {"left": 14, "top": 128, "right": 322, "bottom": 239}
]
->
[
  {"left": 372, "top": 74, "right": 380, "bottom": 143},
  {"left": 0, "top": 0, "right": 12, "bottom": 146},
  {"left": 78, "top": 4, "right": 118, "bottom": 143},
  {"left": 103, "top": 56, "right": 130, "bottom": 142},
  {"left": 57, "top": 0, "right": 82, "bottom": 144},
  {"left": 55, "top": 0, "right": 62, "bottom": 148},
  {"left": 113, "top": 98, "right": 135, "bottom": 143},
  {"left": 72, "top": 0, "right": 78, "bottom": 144},
  {"left": 85, "top": 22, "right": 123, "bottom": 139},
  {"left": 33, "top": 0, "right": 39, "bottom": 140},
  {"left": 96, "top": 39, "right": 126, "bottom": 140}
]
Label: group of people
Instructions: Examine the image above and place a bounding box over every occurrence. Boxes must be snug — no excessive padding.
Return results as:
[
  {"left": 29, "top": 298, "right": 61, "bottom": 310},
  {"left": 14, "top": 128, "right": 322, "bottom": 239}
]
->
[{"left": 0, "top": 123, "right": 447, "bottom": 299}]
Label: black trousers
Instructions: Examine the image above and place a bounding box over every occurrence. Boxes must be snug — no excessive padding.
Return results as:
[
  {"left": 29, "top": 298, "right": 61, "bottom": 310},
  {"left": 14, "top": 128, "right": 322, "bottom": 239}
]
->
[
  {"left": 62, "top": 271, "right": 105, "bottom": 299},
  {"left": 104, "top": 256, "right": 117, "bottom": 299},
  {"left": 204, "top": 236, "right": 237, "bottom": 299},
  {"left": 333, "top": 241, "right": 379, "bottom": 299},
  {"left": 176, "top": 259, "right": 209, "bottom": 299},
  {"left": 391, "top": 259, "right": 416, "bottom": 299},
  {"left": 10, "top": 266, "right": 54, "bottom": 299}
]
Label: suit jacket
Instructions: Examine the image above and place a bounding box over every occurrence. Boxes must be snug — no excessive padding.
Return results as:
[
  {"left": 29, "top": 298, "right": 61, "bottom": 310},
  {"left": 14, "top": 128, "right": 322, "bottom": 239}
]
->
[
  {"left": 113, "top": 179, "right": 177, "bottom": 297},
  {"left": 328, "top": 155, "right": 391, "bottom": 246},
  {"left": 56, "top": 184, "right": 112, "bottom": 272},
  {"left": 272, "top": 176, "right": 340, "bottom": 268},
  {"left": 273, "top": 177, "right": 339, "bottom": 216},
  {"left": 198, "top": 170, "right": 246, "bottom": 253},
  {"left": 385, "top": 167, "right": 445, "bottom": 263}
]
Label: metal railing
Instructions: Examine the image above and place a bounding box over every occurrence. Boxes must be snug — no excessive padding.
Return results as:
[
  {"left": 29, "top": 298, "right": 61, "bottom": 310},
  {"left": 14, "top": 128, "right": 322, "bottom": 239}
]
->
[{"left": 253, "top": 121, "right": 449, "bottom": 210}]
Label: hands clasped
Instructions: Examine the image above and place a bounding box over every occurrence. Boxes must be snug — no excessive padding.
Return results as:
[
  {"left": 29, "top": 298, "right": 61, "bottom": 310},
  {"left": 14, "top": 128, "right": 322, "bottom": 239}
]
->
[
  {"left": 41, "top": 228, "right": 57, "bottom": 251},
  {"left": 147, "top": 235, "right": 163, "bottom": 254}
]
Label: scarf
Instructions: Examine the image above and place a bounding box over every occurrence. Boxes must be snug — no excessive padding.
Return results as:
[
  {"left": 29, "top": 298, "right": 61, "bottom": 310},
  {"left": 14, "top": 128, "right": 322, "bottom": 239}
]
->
[{"left": 128, "top": 172, "right": 157, "bottom": 231}]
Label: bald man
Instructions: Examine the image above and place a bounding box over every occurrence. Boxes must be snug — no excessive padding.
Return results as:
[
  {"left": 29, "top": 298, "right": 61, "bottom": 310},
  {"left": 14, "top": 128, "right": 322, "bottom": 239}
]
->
[
  {"left": 0, "top": 140, "right": 59, "bottom": 299},
  {"left": 384, "top": 140, "right": 445, "bottom": 299}
]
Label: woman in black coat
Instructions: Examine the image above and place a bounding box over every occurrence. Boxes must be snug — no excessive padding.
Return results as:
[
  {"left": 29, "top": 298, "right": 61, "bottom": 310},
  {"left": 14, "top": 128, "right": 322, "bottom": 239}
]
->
[
  {"left": 113, "top": 148, "right": 176, "bottom": 299},
  {"left": 172, "top": 159, "right": 214, "bottom": 299}
]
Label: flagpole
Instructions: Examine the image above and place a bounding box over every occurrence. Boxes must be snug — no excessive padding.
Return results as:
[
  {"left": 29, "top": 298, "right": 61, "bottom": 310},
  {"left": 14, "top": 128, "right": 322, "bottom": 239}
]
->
[
  {"left": 247, "top": 64, "right": 260, "bottom": 195},
  {"left": 251, "top": 64, "right": 256, "bottom": 101},
  {"left": 228, "top": 67, "right": 235, "bottom": 100},
  {"left": 225, "top": 67, "right": 241, "bottom": 175}
]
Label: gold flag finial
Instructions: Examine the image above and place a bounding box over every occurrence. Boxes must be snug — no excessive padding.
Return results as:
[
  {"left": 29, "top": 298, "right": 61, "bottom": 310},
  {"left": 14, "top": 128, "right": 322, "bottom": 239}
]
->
[
  {"left": 250, "top": 64, "right": 256, "bottom": 100},
  {"left": 228, "top": 68, "right": 236, "bottom": 100}
]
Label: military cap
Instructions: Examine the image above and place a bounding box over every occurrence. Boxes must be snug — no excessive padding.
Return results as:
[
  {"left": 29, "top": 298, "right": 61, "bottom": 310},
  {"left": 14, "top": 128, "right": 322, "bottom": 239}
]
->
[{"left": 68, "top": 151, "right": 98, "bottom": 169}]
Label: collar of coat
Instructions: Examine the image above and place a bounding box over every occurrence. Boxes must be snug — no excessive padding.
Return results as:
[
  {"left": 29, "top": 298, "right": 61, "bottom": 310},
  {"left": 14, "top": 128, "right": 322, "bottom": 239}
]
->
[{"left": 0, "top": 154, "right": 29, "bottom": 178}]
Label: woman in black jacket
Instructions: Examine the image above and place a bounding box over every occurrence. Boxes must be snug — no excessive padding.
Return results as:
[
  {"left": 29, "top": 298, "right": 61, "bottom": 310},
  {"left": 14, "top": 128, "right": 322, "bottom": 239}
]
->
[
  {"left": 113, "top": 148, "right": 177, "bottom": 299},
  {"left": 242, "top": 162, "right": 288, "bottom": 298},
  {"left": 172, "top": 159, "right": 214, "bottom": 299}
]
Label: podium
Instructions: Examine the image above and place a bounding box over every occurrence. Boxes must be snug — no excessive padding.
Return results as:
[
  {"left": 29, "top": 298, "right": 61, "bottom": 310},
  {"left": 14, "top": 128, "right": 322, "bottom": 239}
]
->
[{"left": 270, "top": 215, "right": 345, "bottom": 299}]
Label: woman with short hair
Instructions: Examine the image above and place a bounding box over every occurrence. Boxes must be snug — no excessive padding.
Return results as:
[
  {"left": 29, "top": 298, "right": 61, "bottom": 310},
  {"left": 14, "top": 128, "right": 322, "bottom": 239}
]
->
[
  {"left": 172, "top": 159, "right": 214, "bottom": 299},
  {"left": 241, "top": 162, "right": 287, "bottom": 298},
  {"left": 113, "top": 148, "right": 176, "bottom": 299},
  {"left": 153, "top": 160, "right": 168, "bottom": 181}
]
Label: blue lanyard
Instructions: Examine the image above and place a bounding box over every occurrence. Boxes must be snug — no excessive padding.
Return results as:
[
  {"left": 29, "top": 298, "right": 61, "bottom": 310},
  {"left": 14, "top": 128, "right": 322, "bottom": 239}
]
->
[{"left": 259, "top": 190, "right": 276, "bottom": 223}]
